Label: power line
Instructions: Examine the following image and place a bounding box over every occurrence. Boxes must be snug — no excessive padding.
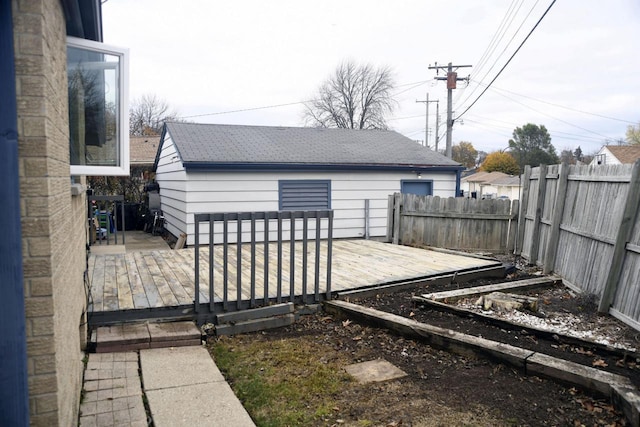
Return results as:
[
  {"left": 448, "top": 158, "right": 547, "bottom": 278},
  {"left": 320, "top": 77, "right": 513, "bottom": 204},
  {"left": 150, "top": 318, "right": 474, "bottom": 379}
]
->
[
  {"left": 481, "top": 85, "right": 615, "bottom": 140},
  {"left": 179, "top": 100, "right": 310, "bottom": 119},
  {"left": 179, "top": 79, "right": 431, "bottom": 120},
  {"left": 474, "top": 81, "right": 637, "bottom": 124},
  {"left": 455, "top": 0, "right": 526, "bottom": 106},
  {"left": 464, "top": 116, "right": 607, "bottom": 142},
  {"left": 454, "top": 0, "right": 557, "bottom": 121},
  {"left": 457, "top": 0, "right": 540, "bottom": 109}
]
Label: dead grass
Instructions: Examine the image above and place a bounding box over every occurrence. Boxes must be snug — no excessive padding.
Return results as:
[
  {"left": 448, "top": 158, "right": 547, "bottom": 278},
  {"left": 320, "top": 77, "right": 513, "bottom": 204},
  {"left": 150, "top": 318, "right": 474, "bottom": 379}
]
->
[
  {"left": 209, "top": 334, "right": 354, "bottom": 427},
  {"left": 207, "top": 326, "right": 509, "bottom": 427}
]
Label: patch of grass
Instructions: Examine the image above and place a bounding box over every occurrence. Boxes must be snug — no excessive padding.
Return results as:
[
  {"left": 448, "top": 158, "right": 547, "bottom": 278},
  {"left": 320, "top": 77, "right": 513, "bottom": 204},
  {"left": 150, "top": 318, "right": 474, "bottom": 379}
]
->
[{"left": 209, "top": 335, "right": 353, "bottom": 427}]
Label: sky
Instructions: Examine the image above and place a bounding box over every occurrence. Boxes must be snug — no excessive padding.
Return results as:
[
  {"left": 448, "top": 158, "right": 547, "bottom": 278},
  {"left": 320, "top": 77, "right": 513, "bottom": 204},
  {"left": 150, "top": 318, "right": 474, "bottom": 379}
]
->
[{"left": 101, "top": 0, "right": 640, "bottom": 156}]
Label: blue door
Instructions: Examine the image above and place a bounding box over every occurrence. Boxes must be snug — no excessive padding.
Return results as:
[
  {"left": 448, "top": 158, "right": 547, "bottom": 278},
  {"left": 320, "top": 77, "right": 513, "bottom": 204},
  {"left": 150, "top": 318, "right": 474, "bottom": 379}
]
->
[{"left": 401, "top": 180, "right": 433, "bottom": 196}]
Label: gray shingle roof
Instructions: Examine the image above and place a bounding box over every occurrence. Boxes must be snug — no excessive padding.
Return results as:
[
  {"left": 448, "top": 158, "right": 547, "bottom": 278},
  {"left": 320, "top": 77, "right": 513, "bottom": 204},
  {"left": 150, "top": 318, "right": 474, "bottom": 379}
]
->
[{"left": 162, "top": 122, "right": 461, "bottom": 170}]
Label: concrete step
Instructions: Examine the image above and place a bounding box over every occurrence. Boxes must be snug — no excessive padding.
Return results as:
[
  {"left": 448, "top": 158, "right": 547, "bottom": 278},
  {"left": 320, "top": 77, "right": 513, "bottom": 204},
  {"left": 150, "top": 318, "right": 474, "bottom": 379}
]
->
[{"left": 92, "top": 321, "right": 202, "bottom": 353}]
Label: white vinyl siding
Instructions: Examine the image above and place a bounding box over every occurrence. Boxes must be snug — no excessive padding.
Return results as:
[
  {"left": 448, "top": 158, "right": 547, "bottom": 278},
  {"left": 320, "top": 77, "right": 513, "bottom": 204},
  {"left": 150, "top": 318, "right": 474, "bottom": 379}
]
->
[{"left": 155, "top": 159, "right": 457, "bottom": 245}]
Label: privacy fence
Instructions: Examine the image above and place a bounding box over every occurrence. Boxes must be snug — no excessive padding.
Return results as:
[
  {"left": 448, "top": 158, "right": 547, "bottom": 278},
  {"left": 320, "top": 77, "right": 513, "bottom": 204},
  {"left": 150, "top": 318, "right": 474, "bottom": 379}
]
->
[
  {"left": 518, "top": 161, "right": 640, "bottom": 330},
  {"left": 388, "top": 160, "right": 640, "bottom": 331},
  {"left": 387, "top": 194, "right": 519, "bottom": 253}
]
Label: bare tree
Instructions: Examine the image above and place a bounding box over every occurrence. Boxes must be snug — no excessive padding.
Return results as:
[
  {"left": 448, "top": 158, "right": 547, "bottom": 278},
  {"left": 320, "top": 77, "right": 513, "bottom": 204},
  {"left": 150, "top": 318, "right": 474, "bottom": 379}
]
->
[
  {"left": 304, "top": 61, "right": 395, "bottom": 130},
  {"left": 129, "top": 94, "right": 179, "bottom": 136}
]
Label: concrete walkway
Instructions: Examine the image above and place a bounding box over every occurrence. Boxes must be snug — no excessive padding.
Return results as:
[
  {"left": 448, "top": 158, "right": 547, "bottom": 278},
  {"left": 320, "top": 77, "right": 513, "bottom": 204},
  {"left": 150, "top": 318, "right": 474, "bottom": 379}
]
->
[
  {"left": 80, "top": 346, "right": 255, "bottom": 426},
  {"left": 140, "top": 346, "right": 255, "bottom": 427}
]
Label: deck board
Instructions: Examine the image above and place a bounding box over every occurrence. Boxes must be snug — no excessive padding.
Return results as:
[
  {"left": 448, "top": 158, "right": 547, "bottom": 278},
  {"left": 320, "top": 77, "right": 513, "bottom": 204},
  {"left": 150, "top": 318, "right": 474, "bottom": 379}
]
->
[
  {"left": 133, "top": 252, "right": 162, "bottom": 308},
  {"left": 125, "top": 253, "right": 149, "bottom": 309},
  {"left": 89, "top": 239, "right": 500, "bottom": 316}
]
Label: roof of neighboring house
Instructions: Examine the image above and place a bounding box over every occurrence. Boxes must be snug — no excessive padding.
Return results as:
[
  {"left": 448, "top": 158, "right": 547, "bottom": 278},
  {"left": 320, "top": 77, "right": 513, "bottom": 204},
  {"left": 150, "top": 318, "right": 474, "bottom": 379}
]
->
[
  {"left": 156, "top": 122, "right": 462, "bottom": 172},
  {"left": 492, "top": 175, "right": 522, "bottom": 186},
  {"left": 130, "top": 136, "right": 160, "bottom": 165},
  {"left": 604, "top": 145, "right": 640, "bottom": 164},
  {"left": 461, "top": 171, "right": 510, "bottom": 184}
]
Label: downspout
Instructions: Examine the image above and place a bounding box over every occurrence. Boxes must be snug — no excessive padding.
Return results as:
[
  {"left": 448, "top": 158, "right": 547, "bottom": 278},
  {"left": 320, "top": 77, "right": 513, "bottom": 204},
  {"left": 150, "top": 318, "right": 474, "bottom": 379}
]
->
[{"left": 0, "top": 0, "right": 30, "bottom": 424}]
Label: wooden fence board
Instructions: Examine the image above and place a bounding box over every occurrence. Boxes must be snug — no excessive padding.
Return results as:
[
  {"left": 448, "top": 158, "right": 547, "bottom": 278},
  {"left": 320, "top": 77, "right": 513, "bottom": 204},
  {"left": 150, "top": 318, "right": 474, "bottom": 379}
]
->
[
  {"left": 516, "top": 162, "right": 640, "bottom": 331},
  {"left": 391, "top": 194, "right": 516, "bottom": 253}
]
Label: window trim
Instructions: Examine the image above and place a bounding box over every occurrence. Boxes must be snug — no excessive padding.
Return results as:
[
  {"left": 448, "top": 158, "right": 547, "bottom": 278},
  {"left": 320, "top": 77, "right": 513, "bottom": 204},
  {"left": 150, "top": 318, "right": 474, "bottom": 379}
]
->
[
  {"left": 278, "top": 179, "right": 332, "bottom": 211},
  {"left": 67, "top": 36, "right": 129, "bottom": 176}
]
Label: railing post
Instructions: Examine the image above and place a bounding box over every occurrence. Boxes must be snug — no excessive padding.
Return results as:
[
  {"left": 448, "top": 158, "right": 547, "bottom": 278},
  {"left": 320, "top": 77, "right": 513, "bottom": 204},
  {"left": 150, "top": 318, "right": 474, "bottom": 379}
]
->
[
  {"left": 250, "top": 213, "right": 256, "bottom": 308},
  {"left": 277, "top": 213, "right": 283, "bottom": 303},
  {"left": 326, "top": 210, "right": 333, "bottom": 300},
  {"left": 208, "top": 215, "right": 214, "bottom": 312},
  {"left": 302, "top": 212, "right": 309, "bottom": 304},
  {"left": 314, "top": 212, "right": 321, "bottom": 302},
  {"left": 289, "top": 214, "right": 296, "bottom": 302},
  {"left": 194, "top": 215, "right": 200, "bottom": 313},
  {"left": 223, "top": 214, "right": 229, "bottom": 311},
  {"left": 236, "top": 218, "right": 242, "bottom": 310},
  {"left": 263, "top": 213, "right": 269, "bottom": 305}
]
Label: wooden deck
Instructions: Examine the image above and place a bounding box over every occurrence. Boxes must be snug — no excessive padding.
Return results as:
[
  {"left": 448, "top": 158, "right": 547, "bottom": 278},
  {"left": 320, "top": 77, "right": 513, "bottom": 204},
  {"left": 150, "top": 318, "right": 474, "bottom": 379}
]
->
[{"left": 88, "top": 239, "right": 500, "bottom": 324}]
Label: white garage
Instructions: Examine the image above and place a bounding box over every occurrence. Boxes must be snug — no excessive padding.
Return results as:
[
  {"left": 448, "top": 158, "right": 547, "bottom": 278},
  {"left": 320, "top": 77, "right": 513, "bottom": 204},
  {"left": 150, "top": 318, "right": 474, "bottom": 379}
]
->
[{"left": 154, "top": 122, "right": 462, "bottom": 245}]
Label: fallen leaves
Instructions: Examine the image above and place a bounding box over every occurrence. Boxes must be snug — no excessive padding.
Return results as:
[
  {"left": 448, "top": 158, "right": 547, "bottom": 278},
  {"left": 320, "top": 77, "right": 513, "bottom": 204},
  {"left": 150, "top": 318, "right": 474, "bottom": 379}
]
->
[{"left": 592, "top": 359, "right": 608, "bottom": 368}]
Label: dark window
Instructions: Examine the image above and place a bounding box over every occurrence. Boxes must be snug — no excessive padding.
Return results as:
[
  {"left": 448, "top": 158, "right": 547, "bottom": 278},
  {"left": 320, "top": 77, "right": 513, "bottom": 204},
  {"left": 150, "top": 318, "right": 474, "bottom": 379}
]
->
[
  {"left": 279, "top": 180, "right": 331, "bottom": 210},
  {"left": 401, "top": 180, "right": 433, "bottom": 196}
]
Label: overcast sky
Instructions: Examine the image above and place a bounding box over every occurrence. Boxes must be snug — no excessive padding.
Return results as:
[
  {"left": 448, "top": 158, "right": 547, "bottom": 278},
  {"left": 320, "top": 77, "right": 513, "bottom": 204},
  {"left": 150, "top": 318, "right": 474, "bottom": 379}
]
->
[{"left": 102, "top": 0, "right": 640, "bottom": 156}]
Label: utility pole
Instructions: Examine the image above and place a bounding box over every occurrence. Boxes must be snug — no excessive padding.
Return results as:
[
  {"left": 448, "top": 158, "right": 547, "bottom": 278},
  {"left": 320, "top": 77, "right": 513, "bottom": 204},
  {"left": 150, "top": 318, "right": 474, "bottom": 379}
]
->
[
  {"left": 416, "top": 93, "right": 439, "bottom": 149},
  {"left": 429, "top": 62, "right": 471, "bottom": 158},
  {"left": 435, "top": 101, "right": 440, "bottom": 152}
]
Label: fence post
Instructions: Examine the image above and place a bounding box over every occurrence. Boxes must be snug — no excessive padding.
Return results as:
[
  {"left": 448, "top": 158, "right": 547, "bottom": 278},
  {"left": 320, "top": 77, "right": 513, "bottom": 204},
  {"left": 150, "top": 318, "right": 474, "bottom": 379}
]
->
[
  {"left": 392, "top": 192, "right": 402, "bottom": 245},
  {"left": 528, "top": 164, "right": 547, "bottom": 265},
  {"left": 598, "top": 159, "right": 640, "bottom": 312},
  {"left": 365, "top": 199, "right": 370, "bottom": 240},
  {"left": 543, "top": 163, "right": 569, "bottom": 274},
  {"left": 386, "top": 195, "right": 394, "bottom": 243},
  {"left": 516, "top": 166, "right": 532, "bottom": 256},
  {"left": 507, "top": 199, "right": 519, "bottom": 252}
]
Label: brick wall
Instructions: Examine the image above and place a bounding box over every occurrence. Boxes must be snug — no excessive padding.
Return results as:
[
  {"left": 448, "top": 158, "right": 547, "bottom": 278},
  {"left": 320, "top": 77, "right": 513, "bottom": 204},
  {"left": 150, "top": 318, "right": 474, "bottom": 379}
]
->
[{"left": 12, "top": 0, "right": 88, "bottom": 425}]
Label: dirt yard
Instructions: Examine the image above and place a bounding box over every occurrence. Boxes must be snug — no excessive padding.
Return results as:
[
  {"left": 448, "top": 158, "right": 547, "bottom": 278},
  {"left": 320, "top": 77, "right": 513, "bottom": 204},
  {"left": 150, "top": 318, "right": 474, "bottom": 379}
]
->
[
  {"left": 206, "top": 254, "right": 640, "bottom": 426},
  {"left": 208, "top": 261, "right": 640, "bottom": 427}
]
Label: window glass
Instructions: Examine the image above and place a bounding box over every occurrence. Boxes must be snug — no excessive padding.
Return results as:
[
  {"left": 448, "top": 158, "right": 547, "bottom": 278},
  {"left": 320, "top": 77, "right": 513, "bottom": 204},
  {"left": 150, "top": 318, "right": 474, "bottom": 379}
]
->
[{"left": 67, "top": 37, "right": 129, "bottom": 176}]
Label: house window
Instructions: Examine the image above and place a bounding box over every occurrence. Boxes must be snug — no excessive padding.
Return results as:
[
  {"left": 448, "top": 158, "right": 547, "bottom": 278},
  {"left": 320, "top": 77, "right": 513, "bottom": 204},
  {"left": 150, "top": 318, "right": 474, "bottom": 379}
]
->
[
  {"left": 279, "top": 180, "right": 331, "bottom": 210},
  {"left": 67, "top": 37, "right": 129, "bottom": 176},
  {"left": 595, "top": 154, "right": 606, "bottom": 165}
]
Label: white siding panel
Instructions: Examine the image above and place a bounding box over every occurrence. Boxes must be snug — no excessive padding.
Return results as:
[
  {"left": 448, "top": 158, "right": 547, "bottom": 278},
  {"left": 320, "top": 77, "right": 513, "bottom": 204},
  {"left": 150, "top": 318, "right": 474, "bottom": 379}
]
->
[
  {"left": 155, "top": 135, "right": 189, "bottom": 235},
  {"left": 157, "top": 168, "right": 456, "bottom": 245}
]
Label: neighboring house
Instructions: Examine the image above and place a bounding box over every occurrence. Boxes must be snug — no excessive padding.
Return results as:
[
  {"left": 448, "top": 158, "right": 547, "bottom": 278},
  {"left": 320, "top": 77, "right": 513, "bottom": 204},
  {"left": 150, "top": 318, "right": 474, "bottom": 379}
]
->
[
  {"left": 461, "top": 171, "right": 522, "bottom": 200},
  {"left": 2, "top": 1, "right": 128, "bottom": 425},
  {"left": 491, "top": 175, "right": 522, "bottom": 200},
  {"left": 130, "top": 135, "right": 161, "bottom": 179},
  {"left": 591, "top": 145, "right": 640, "bottom": 166},
  {"left": 154, "top": 122, "right": 463, "bottom": 245}
]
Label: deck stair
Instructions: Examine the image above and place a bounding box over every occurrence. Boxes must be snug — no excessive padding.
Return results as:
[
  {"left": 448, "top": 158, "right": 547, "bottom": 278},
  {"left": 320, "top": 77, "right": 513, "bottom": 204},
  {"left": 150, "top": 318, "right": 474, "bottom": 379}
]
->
[
  {"left": 91, "top": 321, "right": 202, "bottom": 353},
  {"left": 214, "top": 302, "right": 296, "bottom": 336}
]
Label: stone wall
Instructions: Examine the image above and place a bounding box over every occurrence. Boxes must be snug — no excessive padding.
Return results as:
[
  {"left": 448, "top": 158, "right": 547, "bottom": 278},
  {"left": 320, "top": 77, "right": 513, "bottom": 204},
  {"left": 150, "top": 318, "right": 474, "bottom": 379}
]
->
[{"left": 13, "top": 0, "right": 88, "bottom": 425}]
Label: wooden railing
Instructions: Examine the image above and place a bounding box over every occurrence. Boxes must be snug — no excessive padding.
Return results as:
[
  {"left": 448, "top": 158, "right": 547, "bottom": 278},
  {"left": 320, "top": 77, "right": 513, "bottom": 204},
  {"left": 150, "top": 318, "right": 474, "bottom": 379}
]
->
[{"left": 193, "top": 210, "right": 334, "bottom": 313}]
